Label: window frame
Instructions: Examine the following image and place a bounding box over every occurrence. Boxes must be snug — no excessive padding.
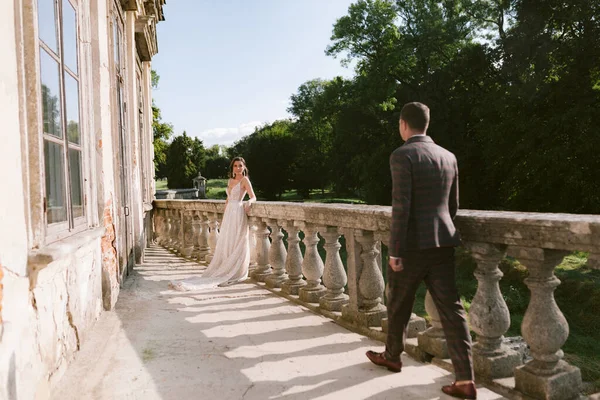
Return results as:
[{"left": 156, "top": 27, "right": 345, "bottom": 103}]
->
[{"left": 37, "top": 0, "right": 88, "bottom": 243}]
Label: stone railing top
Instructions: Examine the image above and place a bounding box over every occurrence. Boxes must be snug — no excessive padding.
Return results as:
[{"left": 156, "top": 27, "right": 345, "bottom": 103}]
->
[{"left": 154, "top": 200, "right": 600, "bottom": 252}]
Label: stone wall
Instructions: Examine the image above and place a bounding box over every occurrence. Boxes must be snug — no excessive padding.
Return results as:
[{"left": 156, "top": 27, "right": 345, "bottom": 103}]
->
[
  {"left": 154, "top": 199, "right": 599, "bottom": 400},
  {"left": 0, "top": 0, "right": 165, "bottom": 398}
]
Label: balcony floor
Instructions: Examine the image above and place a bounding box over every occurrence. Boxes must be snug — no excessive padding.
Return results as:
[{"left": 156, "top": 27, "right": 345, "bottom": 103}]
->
[{"left": 52, "top": 245, "right": 506, "bottom": 400}]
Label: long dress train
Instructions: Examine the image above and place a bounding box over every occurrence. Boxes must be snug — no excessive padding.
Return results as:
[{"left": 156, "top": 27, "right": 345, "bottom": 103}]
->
[{"left": 169, "top": 180, "right": 250, "bottom": 291}]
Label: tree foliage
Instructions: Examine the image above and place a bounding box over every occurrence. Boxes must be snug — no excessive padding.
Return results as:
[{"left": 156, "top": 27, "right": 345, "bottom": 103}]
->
[{"left": 226, "top": 0, "right": 599, "bottom": 212}]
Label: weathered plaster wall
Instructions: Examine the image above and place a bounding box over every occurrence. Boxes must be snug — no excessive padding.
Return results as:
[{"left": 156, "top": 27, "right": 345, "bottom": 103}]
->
[{"left": 93, "top": 0, "right": 120, "bottom": 310}]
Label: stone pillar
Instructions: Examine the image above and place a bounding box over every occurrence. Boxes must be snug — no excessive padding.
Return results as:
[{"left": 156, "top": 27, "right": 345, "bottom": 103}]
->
[
  {"left": 177, "top": 210, "right": 186, "bottom": 254},
  {"left": 248, "top": 221, "right": 258, "bottom": 275},
  {"left": 265, "top": 219, "right": 288, "bottom": 288},
  {"left": 281, "top": 221, "right": 306, "bottom": 295},
  {"left": 190, "top": 211, "right": 202, "bottom": 260},
  {"left": 169, "top": 209, "right": 180, "bottom": 251},
  {"left": 298, "top": 223, "right": 326, "bottom": 303},
  {"left": 588, "top": 252, "right": 600, "bottom": 270},
  {"left": 153, "top": 209, "right": 164, "bottom": 245},
  {"left": 418, "top": 290, "right": 449, "bottom": 358},
  {"left": 166, "top": 210, "right": 175, "bottom": 248},
  {"left": 465, "top": 242, "right": 521, "bottom": 379},
  {"left": 250, "top": 217, "right": 272, "bottom": 282},
  {"left": 319, "top": 226, "right": 349, "bottom": 311},
  {"left": 205, "top": 212, "right": 220, "bottom": 264},
  {"left": 181, "top": 210, "right": 195, "bottom": 258},
  {"left": 196, "top": 212, "right": 211, "bottom": 262},
  {"left": 512, "top": 247, "right": 582, "bottom": 400}
]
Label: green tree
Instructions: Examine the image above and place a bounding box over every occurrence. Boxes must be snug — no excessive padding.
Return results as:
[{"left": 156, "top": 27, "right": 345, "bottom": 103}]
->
[
  {"left": 151, "top": 70, "right": 174, "bottom": 179},
  {"left": 165, "top": 131, "right": 205, "bottom": 188},
  {"left": 204, "top": 145, "right": 230, "bottom": 179},
  {"left": 229, "top": 120, "right": 297, "bottom": 200}
]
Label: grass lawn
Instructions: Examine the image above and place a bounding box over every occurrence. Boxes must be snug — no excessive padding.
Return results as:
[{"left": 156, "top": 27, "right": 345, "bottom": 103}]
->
[
  {"left": 155, "top": 179, "right": 168, "bottom": 191},
  {"left": 159, "top": 177, "right": 600, "bottom": 393},
  {"left": 205, "top": 179, "right": 365, "bottom": 204}
]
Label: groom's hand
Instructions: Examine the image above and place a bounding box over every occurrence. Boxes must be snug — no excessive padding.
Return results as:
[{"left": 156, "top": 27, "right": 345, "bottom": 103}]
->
[{"left": 389, "top": 257, "right": 404, "bottom": 272}]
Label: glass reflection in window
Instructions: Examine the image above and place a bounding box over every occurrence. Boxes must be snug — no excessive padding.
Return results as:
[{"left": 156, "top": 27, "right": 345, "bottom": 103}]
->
[
  {"left": 40, "top": 49, "right": 62, "bottom": 138},
  {"left": 38, "top": 0, "right": 58, "bottom": 53},
  {"left": 69, "top": 149, "right": 84, "bottom": 218},
  {"left": 62, "top": 0, "right": 78, "bottom": 74},
  {"left": 64, "top": 74, "right": 80, "bottom": 144},
  {"left": 44, "top": 140, "right": 67, "bottom": 223}
]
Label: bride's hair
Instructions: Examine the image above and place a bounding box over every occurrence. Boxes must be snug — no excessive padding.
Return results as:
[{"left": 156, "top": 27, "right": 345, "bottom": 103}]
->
[{"left": 228, "top": 157, "right": 248, "bottom": 179}]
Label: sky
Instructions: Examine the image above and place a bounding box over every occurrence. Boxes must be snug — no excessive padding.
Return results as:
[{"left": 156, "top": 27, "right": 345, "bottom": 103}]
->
[{"left": 152, "top": 0, "right": 356, "bottom": 147}]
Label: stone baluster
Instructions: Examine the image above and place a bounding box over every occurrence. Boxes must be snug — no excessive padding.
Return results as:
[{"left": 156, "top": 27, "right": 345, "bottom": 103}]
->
[
  {"left": 265, "top": 219, "right": 288, "bottom": 288},
  {"left": 319, "top": 226, "right": 349, "bottom": 311},
  {"left": 181, "top": 210, "right": 195, "bottom": 258},
  {"left": 177, "top": 210, "right": 186, "bottom": 254},
  {"left": 418, "top": 290, "right": 449, "bottom": 359},
  {"left": 512, "top": 247, "right": 582, "bottom": 400},
  {"left": 190, "top": 211, "right": 202, "bottom": 260},
  {"left": 205, "top": 212, "right": 220, "bottom": 264},
  {"left": 153, "top": 209, "right": 164, "bottom": 245},
  {"left": 250, "top": 217, "right": 272, "bottom": 282},
  {"left": 162, "top": 210, "right": 172, "bottom": 248},
  {"left": 588, "top": 252, "right": 600, "bottom": 270},
  {"left": 170, "top": 209, "right": 180, "bottom": 251},
  {"left": 196, "top": 212, "right": 211, "bottom": 262},
  {"left": 465, "top": 242, "right": 521, "bottom": 379},
  {"left": 248, "top": 221, "right": 258, "bottom": 275},
  {"left": 298, "top": 223, "right": 326, "bottom": 303},
  {"left": 281, "top": 221, "right": 306, "bottom": 295},
  {"left": 375, "top": 231, "right": 426, "bottom": 335}
]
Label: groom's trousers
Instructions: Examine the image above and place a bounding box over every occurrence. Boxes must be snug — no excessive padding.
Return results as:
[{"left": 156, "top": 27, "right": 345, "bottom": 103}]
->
[{"left": 385, "top": 247, "right": 474, "bottom": 382}]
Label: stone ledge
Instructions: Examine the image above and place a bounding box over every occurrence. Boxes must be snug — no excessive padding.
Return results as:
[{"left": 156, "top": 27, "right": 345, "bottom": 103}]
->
[
  {"left": 27, "top": 227, "right": 105, "bottom": 287},
  {"left": 154, "top": 200, "right": 600, "bottom": 252}
]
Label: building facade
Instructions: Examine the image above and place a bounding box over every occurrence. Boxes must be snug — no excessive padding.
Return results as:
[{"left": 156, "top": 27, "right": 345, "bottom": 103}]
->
[{"left": 0, "top": 0, "right": 165, "bottom": 398}]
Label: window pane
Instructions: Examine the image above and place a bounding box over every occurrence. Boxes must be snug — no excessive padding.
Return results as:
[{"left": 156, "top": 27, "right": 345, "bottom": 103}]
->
[
  {"left": 69, "top": 149, "right": 84, "bottom": 218},
  {"left": 62, "top": 0, "right": 78, "bottom": 74},
  {"left": 65, "top": 74, "right": 80, "bottom": 144},
  {"left": 38, "top": 0, "right": 58, "bottom": 53},
  {"left": 40, "top": 50, "right": 63, "bottom": 138},
  {"left": 113, "top": 21, "right": 120, "bottom": 68},
  {"left": 44, "top": 140, "right": 67, "bottom": 224}
]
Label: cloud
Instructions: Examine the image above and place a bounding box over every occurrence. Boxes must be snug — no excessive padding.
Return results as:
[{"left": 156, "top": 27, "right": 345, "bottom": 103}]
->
[{"left": 194, "top": 119, "right": 285, "bottom": 147}]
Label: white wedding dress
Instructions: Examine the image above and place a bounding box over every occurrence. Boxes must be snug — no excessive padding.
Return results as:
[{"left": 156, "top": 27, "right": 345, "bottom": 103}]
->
[{"left": 170, "top": 180, "right": 250, "bottom": 291}]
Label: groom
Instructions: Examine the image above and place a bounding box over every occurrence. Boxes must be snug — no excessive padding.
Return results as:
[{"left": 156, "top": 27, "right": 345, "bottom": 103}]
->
[{"left": 366, "top": 102, "right": 476, "bottom": 399}]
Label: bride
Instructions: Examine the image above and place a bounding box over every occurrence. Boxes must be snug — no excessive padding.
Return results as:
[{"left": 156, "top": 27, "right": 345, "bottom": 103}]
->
[{"left": 169, "top": 157, "right": 256, "bottom": 291}]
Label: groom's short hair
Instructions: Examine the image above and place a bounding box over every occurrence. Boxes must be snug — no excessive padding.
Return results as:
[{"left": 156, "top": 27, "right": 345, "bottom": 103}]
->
[{"left": 400, "top": 102, "right": 430, "bottom": 132}]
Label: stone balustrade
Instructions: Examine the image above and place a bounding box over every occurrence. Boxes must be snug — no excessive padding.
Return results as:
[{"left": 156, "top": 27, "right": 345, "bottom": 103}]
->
[{"left": 153, "top": 200, "right": 600, "bottom": 400}]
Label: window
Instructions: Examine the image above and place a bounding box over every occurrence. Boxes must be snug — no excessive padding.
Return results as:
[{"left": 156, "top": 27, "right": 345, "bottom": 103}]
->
[{"left": 37, "top": 0, "right": 84, "bottom": 233}]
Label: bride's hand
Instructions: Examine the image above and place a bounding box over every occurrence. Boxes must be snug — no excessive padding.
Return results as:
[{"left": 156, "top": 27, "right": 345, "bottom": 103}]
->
[{"left": 244, "top": 201, "right": 252, "bottom": 214}]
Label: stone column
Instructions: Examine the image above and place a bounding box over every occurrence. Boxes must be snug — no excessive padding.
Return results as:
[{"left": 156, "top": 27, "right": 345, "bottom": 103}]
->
[
  {"left": 177, "top": 210, "right": 186, "bottom": 254},
  {"left": 281, "top": 221, "right": 306, "bottom": 295},
  {"left": 250, "top": 217, "right": 272, "bottom": 282},
  {"left": 153, "top": 209, "right": 164, "bottom": 245},
  {"left": 190, "top": 211, "right": 202, "bottom": 260},
  {"left": 181, "top": 210, "right": 195, "bottom": 258},
  {"left": 588, "top": 252, "right": 600, "bottom": 270},
  {"left": 265, "top": 219, "right": 288, "bottom": 288},
  {"left": 418, "top": 290, "right": 449, "bottom": 358},
  {"left": 512, "top": 247, "right": 582, "bottom": 400},
  {"left": 248, "top": 221, "right": 258, "bottom": 275},
  {"left": 197, "top": 212, "right": 211, "bottom": 262},
  {"left": 205, "top": 212, "right": 220, "bottom": 264},
  {"left": 465, "top": 242, "right": 521, "bottom": 379},
  {"left": 162, "top": 210, "right": 172, "bottom": 247},
  {"left": 170, "top": 209, "right": 180, "bottom": 251},
  {"left": 298, "top": 223, "right": 326, "bottom": 303},
  {"left": 319, "top": 226, "right": 349, "bottom": 311}
]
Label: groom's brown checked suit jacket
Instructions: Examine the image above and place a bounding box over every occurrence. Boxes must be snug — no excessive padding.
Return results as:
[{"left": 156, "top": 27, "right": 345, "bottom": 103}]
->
[{"left": 388, "top": 135, "right": 461, "bottom": 258}]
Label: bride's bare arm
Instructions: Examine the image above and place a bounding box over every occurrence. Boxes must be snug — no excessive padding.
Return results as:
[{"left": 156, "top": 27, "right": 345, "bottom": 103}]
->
[{"left": 243, "top": 177, "right": 256, "bottom": 212}]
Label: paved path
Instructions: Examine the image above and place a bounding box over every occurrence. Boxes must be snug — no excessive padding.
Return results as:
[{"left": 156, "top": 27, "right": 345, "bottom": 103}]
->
[{"left": 52, "top": 245, "right": 506, "bottom": 400}]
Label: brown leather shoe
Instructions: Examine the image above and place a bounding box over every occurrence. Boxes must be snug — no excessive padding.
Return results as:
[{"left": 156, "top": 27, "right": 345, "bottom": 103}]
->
[
  {"left": 365, "top": 351, "right": 402, "bottom": 373},
  {"left": 441, "top": 382, "right": 477, "bottom": 399}
]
